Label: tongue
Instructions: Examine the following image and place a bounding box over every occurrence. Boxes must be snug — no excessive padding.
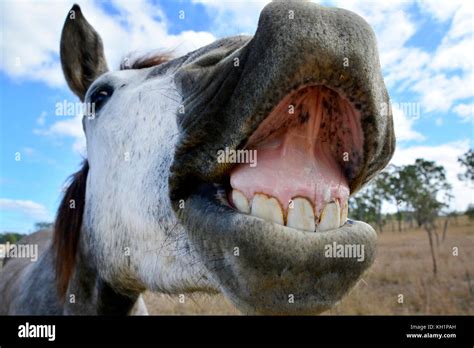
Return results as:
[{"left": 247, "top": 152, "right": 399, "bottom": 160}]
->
[{"left": 230, "top": 88, "right": 350, "bottom": 214}]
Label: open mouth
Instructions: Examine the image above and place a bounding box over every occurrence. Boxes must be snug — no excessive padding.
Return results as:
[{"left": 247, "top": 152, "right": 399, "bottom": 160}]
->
[
  {"left": 169, "top": 0, "right": 394, "bottom": 314},
  {"left": 172, "top": 84, "right": 377, "bottom": 314},
  {"left": 228, "top": 85, "right": 363, "bottom": 233}
]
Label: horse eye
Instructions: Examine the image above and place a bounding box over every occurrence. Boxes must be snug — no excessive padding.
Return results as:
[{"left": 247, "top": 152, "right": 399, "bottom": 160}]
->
[{"left": 89, "top": 85, "right": 114, "bottom": 112}]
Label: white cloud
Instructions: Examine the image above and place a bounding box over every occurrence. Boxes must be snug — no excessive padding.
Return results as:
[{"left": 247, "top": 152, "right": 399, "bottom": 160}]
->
[
  {"left": 0, "top": 0, "right": 216, "bottom": 87},
  {"left": 1, "top": 1, "right": 73, "bottom": 87},
  {"left": 34, "top": 114, "right": 86, "bottom": 156},
  {"left": 0, "top": 199, "right": 52, "bottom": 221},
  {"left": 431, "top": 37, "right": 474, "bottom": 72},
  {"left": 383, "top": 48, "right": 430, "bottom": 91},
  {"left": 392, "top": 104, "right": 425, "bottom": 142},
  {"left": 453, "top": 103, "right": 474, "bottom": 123},
  {"left": 444, "top": 1, "right": 474, "bottom": 41},
  {"left": 391, "top": 140, "right": 473, "bottom": 212},
  {"left": 418, "top": 0, "right": 463, "bottom": 22},
  {"left": 47, "top": 116, "right": 83, "bottom": 139},
  {"left": 412, "top": 72, "right": 473, "bottom": 113},
  {"left": 411, "top": 2, "right": 474, "bottom": 114}
]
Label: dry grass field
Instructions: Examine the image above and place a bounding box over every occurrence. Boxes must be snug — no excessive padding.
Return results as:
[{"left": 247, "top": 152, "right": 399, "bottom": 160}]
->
[{"left": 144, "top": 216, "right": 474, "bottom": 315}]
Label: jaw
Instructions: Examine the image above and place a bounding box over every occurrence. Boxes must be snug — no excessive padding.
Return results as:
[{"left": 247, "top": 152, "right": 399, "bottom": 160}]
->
[{"left": 180, "top": 183, "right": 377, "bottom": 314}]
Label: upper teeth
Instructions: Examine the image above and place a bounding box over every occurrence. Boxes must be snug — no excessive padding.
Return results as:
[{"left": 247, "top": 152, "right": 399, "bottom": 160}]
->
[
  {"left": 287, "top": 197, "right": 316, "bottom": 232},
  {"left": 340, "top": 201, "right": 348, "bottom": 224},
  {"left": 251, "top": 194, "right": 284, "bottom": 226},
  {"left": 232, "top": 190, "right": 250, "bottom": 214},
  {"left": 318, "top": 201, "right": 340, "bottom": 232},
  {"left": 231, "top": 189, "right": 347, "bottom": 232}
]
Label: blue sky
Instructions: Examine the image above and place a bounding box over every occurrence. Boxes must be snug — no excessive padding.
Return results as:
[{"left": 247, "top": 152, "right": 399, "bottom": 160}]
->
[{"left": 0, "top": 0, "right": 473, "bottom": 233}]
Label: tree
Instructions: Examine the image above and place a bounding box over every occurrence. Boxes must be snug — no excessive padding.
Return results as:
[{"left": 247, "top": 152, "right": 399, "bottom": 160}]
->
[
  {"left": 350, "top": 158, "right": 453, "bottom": 275},
  {"left": 349, "top": 186, "right": 380, "bottom": 229},
  {"left": 379, "top": 165, "right": 405, "bottom": 232},
  {"left": 349, "top": 172, "right": 388, "bottom": 233},
  {"left": 458, "top": 149, "right": 474, "bottom": 182},
  {"left": 466, "top": 204, "right": 474, "bottom": 221},
  {"left": 0, "top": 232, "right": 24, "bottom": 243},
  {"left": 397, "top": 159, "right": 452, "bottom": 275}
]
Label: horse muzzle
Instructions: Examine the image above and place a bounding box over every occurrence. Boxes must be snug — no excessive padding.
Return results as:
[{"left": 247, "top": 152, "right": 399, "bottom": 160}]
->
[{"left": 169, "top": 0, "right": 394, "bottom": 314}]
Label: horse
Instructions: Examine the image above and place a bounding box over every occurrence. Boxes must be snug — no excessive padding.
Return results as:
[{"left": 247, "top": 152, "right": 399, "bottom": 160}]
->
[{"left": 0, "top": 0, "right": 395, "bottom": 315}]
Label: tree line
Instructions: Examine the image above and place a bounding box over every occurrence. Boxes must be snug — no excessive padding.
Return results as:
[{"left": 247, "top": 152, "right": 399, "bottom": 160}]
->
[
  {"left": 0, "top": 222, "right": 53, "bottom": 243},
  {"left": 349, "top": 149, "right": 473, "bottom": 274}
]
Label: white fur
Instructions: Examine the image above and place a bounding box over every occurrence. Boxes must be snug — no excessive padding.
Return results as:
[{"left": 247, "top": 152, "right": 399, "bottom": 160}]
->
[{"left": 83, "top": 69, "right": 214, "bottom": 294}]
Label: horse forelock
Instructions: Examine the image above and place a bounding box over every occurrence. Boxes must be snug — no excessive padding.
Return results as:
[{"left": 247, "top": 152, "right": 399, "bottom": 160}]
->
[
  {"left": 119, "top": 51, "right": 173, "bottom": 70},
  {"left": 53, "top": 160, "right": 89, "bottom": 299}
]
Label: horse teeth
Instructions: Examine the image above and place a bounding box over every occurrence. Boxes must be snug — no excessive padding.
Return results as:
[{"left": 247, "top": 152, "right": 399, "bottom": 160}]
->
[
  {"left": 318, "top": 201, "right": 341, "bottom": 232},
  {"left": 286, "top": 197, "right": 315, "bottom": 232},
  {"left": 340, "top": 201, "right": 348, "bottom": 226},
  {"left": 251, "top": 194, "right": 284, "bottom": 226},
  {"left": 232, "top": 189, "right": 250, "bottom": 214},
  {"left": 238, "top": 191, "right": 348, "bottom": 233}
]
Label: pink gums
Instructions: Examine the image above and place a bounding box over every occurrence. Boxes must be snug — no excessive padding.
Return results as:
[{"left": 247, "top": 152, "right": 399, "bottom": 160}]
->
[{"left": 230, "top": 86, "right": 362, "bottom": 215}]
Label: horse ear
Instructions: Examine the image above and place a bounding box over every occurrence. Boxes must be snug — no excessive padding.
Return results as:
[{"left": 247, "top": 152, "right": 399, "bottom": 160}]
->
[
  {"left": 53, "top": 160, "right": 89, "bottom": 299},
  {"left": 60, "top": 4, "right": 108, "bottom": 101}
]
